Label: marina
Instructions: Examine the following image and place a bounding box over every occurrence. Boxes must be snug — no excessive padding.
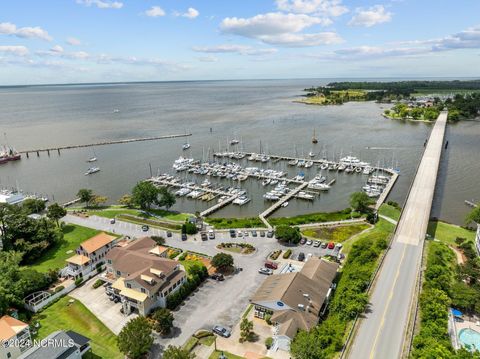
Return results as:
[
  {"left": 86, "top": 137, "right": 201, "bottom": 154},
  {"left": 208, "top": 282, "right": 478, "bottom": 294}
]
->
[{"left": 147, "top": 149, "right": 399, "bottom": 224}]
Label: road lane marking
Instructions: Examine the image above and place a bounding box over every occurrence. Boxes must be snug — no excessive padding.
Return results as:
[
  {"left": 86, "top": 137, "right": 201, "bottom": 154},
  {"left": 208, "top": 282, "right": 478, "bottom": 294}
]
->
[{"left": 369, "top": 244, "right": 408, "bottom": 359}]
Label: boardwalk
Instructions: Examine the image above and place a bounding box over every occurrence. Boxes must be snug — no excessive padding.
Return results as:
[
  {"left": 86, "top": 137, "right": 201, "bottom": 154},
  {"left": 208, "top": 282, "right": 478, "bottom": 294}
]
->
[
  {"left": 348, "top": 111, "right": 448, "bottom": 359},
  {"left": 20, "top": 133, "right": 191, "bottom": 155}
]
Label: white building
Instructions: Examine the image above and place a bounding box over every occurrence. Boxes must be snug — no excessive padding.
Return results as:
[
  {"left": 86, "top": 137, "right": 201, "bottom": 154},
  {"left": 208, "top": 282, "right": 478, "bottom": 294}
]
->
[{"left": 0, "top": 315, "right": 31, "bottom": 359}]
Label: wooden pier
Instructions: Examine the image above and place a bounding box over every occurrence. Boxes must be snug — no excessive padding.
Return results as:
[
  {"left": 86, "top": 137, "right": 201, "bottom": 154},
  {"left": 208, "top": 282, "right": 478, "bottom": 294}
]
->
[
  {"left": 20, "top": 133, "right": 191, "bottom": 157},
  {"left": 375, "top": 170, "right": 399, "bottom": 210},
  {"left": 259, "top": 182, "right": 309, "bottom": 225},
  {"left": 200, "top": 195, "right": 239, "bottom": 217},
  {"left": 465, "top": 200, "right": 478, "bottom": 208}
]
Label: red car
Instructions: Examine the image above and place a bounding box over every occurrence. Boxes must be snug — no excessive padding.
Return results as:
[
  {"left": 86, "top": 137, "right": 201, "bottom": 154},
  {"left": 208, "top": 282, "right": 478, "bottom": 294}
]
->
[
  {"left": 327, "top": 242, "right": 335, "bottom": 249},
  {"left": 265, "top": 261, "right": 278, "bottom": 270}
]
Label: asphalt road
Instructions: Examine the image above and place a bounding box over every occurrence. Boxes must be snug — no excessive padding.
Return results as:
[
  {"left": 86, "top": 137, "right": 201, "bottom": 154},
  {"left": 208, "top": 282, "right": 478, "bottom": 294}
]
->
[{"left": 348, "top": 112, "right": 448, "bottom": 359}]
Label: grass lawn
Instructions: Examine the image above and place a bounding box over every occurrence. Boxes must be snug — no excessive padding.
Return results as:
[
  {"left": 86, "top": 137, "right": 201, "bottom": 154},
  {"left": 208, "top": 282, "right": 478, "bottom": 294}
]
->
[
  {"left": 269, "top": 209, "right": 361, "bottom": 227},
  {"left": 179, "top": 259, "right": 205, "bottom": 275},
  {"left": 33, "top": 296, "right": 122, "bottom": 359},
  {"left": 207, "top": 217, "right": 266, "bottom": 229},
  {"left": 302, "top": 223, "right": 371, "bottom": 243},
  {"left": 427, "top": 220, "right": 476, "bottom": 246},
  {"left": 209, "top": 351, "right": 246, "bottom": 359},
  {"left": 199, "top": 335, "right": 215, "bottom": 346},
  {"left": 73, "top": 205, "right": 191, "bottom": 222},
  {"left": 28, "top": 224, "right": 99, "bottom": 272},
  {"left": 342, "top": 218, "right": 395, "bottom": 256},
  {"left": 117, "top": 214, "right": 182, "bottom": 231},
  {"left": 379, "top": 203, "right": 401, "bottom": 221}
]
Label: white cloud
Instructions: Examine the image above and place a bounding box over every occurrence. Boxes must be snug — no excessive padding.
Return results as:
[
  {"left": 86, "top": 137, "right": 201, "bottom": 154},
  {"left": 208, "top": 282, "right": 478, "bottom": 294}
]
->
[
  {"left": 0, "top": 45, "right": 29, "bottom": 56},
  {"left": 96, "top": 54, "right": 191, "bottom": 71},
  {"left": 276, "top": 0, "right": 348, "bottom": 17},
  {"left": 348, "top": 5, "right": 392, "bottom": 27},
  {"left": 0, "top": 22, "right": 52, "bottom": 41},
  {"left": 36, "top": 47, "right": 90, "bottom": 60},
  {"left": 220, "top": 12, "right": 339, "bottom": 47},
  {"left": 183, "top": 8, "right": 199, "bottom": 19},
  {"left": 197, "top": 56, "right": 218, "bottom": 62},
  {"left": 50, "top": 45, "right": 64, "bottom": 53},
  {"left": 76, "top": 0, "right": 123, "bottom": 9},
  {"left": 192, "top": 44, "right": 278, "bottom": 56},
  {"left": 66, "top": 37, "right": 81, "bottom": 46},
  {"left": 145, "top": 6, "right": 166, "bottom": 17}
]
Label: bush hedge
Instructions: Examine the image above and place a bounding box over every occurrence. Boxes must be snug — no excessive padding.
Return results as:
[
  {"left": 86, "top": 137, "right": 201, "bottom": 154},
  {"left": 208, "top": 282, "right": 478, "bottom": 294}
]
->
[{"left": 166, "top": 264, "right": 208, "bottom": 310}]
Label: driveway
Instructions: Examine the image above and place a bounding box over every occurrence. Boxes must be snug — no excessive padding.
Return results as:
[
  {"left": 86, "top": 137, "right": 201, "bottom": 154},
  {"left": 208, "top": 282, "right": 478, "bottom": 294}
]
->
[{"left": 69, "top": 276, "right": 137, "bottom": 334}]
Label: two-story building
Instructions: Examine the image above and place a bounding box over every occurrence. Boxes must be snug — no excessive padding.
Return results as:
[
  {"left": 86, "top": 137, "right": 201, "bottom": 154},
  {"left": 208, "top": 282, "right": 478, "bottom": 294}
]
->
[
  {"left": 0, "top": 315, "right": 31, "bottom": 359},
  {"left": 105, "top": 237, "right": 186, "bottom": 316},
  {"left": 65, "top": 232, "right": 117, "bottom": 280},
  {"left": 250, "top": 258, "right": 339, "bottom": 352}
]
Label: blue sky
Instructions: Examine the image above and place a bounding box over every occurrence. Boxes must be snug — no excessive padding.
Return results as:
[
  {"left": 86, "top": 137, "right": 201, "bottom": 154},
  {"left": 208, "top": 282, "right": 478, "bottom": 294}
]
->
[{"left": 1, "top": 0, "right": 480, "bottom": 84}]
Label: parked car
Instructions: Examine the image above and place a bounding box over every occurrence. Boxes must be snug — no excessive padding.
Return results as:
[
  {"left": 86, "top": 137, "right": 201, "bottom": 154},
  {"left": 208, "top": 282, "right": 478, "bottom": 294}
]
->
[
  {"left": 181, "top": 233, "right": 187, "bottom": 241},
  {"left": 141, "top": 225, "right": 149, "bottom": 232},
  {"left": 230, "top": 229, "right": 236, "bottom": 238},
  {"left": 113, "top": 297, "right": 120, "bottom": 303},
  {"left": 321, "top": 242, "right": 328, "bottom": 249},
  {"left": 252, "top": 230, "right": 257, "bottom": 237},
  {"left": 201, "top": 232, "right": 208, "bottom": 241},
  {"left": 313, "top": 241, "right": 321, "bottom": 248},
  {"left": 335, "top": 243, "right": 343, "bottom": 251},
  {"left": 266, "top": 230, "right": 274, "bottom": 238},
  {"left": 213, "top": 325, "right": 231, "bottom": 338},
  {"left": 237, "top": 230, "right": 243, "bottom": 237},
  {"left": 264, "top": 261, "right": 278, "bottom": 270},
  {"left": 300, "top": 237, "right": 307, "bottom": 245},
  {"left": 306, "top": 240, "right": 313, "bottom": 245},
  {"left": 260, "top": 231, "right": 266, "bottom": 237},
  {"left": 211, "top": 273, "right": 225, "bottom": 281},
  {"left": 298, "top": 252, "right": 305, "bottom": 261},
  {"left": 208, "top": 230, "right": 215, "bottom": 239},
  {"left": 110, "top": 218, "right": 116, "bottom": 224},
  {"left": 328, "top": 242, "right": 335, "bottom": 249},
  {"left": 258, "top": 268, "right": 273, "bottom": 275},
  {"left": 166, "top": 231, "right": 173, "bottom": 238}
]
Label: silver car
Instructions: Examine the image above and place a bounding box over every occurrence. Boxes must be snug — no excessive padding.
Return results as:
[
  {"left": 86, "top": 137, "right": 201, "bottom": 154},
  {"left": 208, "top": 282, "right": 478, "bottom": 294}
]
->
[
  {"left": 213, "top": 325, "right": 231, "bottom": 338},
  {"left": 259, "top": 268, "right": 273, "bottom": 275}
]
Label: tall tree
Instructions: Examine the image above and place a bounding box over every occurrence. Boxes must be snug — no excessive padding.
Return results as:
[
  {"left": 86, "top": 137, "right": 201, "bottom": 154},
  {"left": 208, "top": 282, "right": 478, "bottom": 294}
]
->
[
  {"left": 22, "top": 198, "right": 46, "bottom": 215},
  {"left": 158, "top": 188, "right": 176, "bottom": 210},
  {"left": 349, "top": 192, "right": 373, "bottom": 213},
  {"left": 117, "top": 316, "right": 153, "bottom": 359},
  {"left": 0, "top": 252, "right": 25, "bottom": 316},
  {"left": 118, "top": 194, "right": 133, "bottom": 207},
  {"left": 465, "top": 206, "right": 480, "bottom": 225},
  {"left": 211, "top": 253, "right": 234, "bottom": 272},
  {"left": 151, "top": 308, "right": 174, "bottom": 335},
  {"left": 90, "top": 195, "right": 108, "bottom": 207},
  {"left": 47, "top": 203, "right": 67, "bottom": 226},
  {"left": 77, "top": 189, "right": 94, "bottom": 207},
  {"left": 163, "top": 345, "right": 196, "bottom": 359},
  {"left": 239, "top": 318, "right": 254, "bottom": 343},
  {"left": 131, "top": 181, "right": 159, "bottom": 210}
]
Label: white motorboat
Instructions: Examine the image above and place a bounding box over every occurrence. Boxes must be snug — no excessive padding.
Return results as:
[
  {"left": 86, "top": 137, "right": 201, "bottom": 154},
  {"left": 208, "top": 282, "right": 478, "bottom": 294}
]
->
[
  {"left": 305, "top": 161, "right": 314, "bottom": 168},
  {"left": 309, "top": 151, "right": 315, "bottom": 157},
  {"left": 320, "top": 163, "right": 329, "bottom": 170},
  {"left": 182, "top": 143, "right": 191, "bottom": 150},
  {"left": 288, "top": 159, "right": 299, "bottom": 166},
  {"left": 87, "top": 157, "right": 97, "bottom": 163},
  {"left": 85, "top": 167, "right": 100, "bottom": 175},
  {"left": 281, "top": 201, "right": 289, "bottom": 207}
]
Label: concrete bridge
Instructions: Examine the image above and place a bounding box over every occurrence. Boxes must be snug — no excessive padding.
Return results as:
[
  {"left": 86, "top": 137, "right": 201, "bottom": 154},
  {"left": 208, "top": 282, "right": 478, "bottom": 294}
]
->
[{"left": 346, "top": 111, "right": 448, "bottom": 359}]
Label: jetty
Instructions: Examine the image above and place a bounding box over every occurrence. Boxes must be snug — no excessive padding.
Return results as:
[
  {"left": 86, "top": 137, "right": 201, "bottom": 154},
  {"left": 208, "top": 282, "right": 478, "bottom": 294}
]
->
[
  {"left": 20, "top": 133, "right": 191, "bottom": 157},
  {"left": 200, "top": 195, "right": 238, "bottom": 217},
  {"left": 259, "top": 182, "right": 309, "bottom": 223}
]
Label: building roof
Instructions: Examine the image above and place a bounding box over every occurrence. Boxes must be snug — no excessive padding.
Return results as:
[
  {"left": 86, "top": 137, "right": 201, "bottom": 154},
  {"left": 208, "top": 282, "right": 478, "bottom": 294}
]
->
[
  {"left": 111, "top": 278, "right": 148, "bottom": 302},
  {"left": 251, "top": 258, "right": 339, "bottom": 338},
  {"left": 80, "top": 232, "right": 116, "bottom": 254},
  {"left": 107, "top": 237, "right": 184, "bottom": 294},
  {"left": 66, "top": 254, "right": 90, "bottom": 266},
  {"left": 19, "top": 330, "right": 90, "bottom": 359},
  {"left": 0, "top": 315, "right": 29, "bottom": 341},
  {"left": 149, "top": 245, "right": 169, "bottom": 256}
]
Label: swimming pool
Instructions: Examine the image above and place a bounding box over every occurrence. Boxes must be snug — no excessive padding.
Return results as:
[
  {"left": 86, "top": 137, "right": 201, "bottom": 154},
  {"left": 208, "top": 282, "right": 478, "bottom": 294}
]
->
[{"left": 458, "top": 328, "right": 480, "bottom": 351}]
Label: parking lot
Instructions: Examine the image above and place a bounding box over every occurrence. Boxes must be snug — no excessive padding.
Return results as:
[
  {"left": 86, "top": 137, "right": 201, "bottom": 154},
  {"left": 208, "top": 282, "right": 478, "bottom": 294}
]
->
[
  {"left": 64, "top": 214, "right": 343, "bottom": 354},
  {"left": 69, "top": 276, "right": 137, "bottom": 334}
]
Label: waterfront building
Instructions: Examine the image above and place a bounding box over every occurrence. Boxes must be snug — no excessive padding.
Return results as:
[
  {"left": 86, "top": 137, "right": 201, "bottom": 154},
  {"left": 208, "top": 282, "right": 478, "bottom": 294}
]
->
[
  {"left": 0, "top": 315, "right": 31, "bottom": 359},
  {"left": 19, "top": 330, "right": 90, "bottom": 359}
]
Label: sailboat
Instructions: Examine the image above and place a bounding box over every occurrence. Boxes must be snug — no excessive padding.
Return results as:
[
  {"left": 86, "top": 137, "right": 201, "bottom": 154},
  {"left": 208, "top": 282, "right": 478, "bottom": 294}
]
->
[
  {"left": 87, "top": 149, "right": 97, "bottom": 162},
  {"left": 312, "top": 129, "right": 318, "bottom": 144}
]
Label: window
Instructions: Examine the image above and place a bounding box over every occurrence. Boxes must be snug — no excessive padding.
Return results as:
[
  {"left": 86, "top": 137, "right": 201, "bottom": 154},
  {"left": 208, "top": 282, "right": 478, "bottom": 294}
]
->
[
  {"left": 107, "top": 259, "right": 112, "bottom": 264},
  {"left": 116, "top": 270, "right": 120, "bottom": 276},
  {"left": 7, "top": 352, "right": 11, "bottom": 358},
  {"left": 141, "top": 288, "right": 146, "bottom": 293},
  {"left": 126, "top": 283, "right": 131, "bottom": 289}
]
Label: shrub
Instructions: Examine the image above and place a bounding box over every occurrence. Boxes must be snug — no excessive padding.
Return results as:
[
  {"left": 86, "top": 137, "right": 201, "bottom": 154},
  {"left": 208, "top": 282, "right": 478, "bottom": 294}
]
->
[
  {"left": 265, "top": 337, "right": 274, "bottom": 349},
  {"left": 194, "top": 330, "right": 214, "bottom": 339},
  {"left": 283, "top": 249, "right": 292, "bottom": 259},
  {"left": 74, "top": 277, "right": 83, "bottom": 286},
  {"left": 265, "top": 314, "right": 272, "bottom": 325},
  {"left": 275, "top": 225, "right": 302, "bottom": 244},
  {"left": 179, "top": 252, "right": 188, "bottom": 261},
  {"left": 92, "top": 279, "right": 103, "bottom": 289},
  {"left": 54, "top": 285, "right": 65, "bottom": 293}
]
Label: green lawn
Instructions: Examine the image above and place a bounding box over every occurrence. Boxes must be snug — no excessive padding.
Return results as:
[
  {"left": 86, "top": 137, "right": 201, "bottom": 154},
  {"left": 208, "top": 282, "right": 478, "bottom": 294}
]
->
[
  {"left": 341, "top": 218, "right": 395, "bottom": 256},
  {"left": 427, "top": 220, "right": 476, "bottom": 246},
  {"left": 33, "top": 296, "right": 122, "bottom": 359},
  {"left": 301, "top": 223, "right": 371, "bottom": 243},
  {"left": 28, "top": 224, "right": 99, "bottom": 272},
  {"left": 269, "top": 209, "right": 362, "bottom": 227},
  {"left": 75, "top": 205, "right": 191, "bottom": 222},
  {"left": 179, "top": 259, "right": 205, "bottom": 275},
  {"left": 209, "top": 351, "right": 245, "bottom": 359},
  {"left": 207, "top": 217, "right": 266, "bottom": 229},
  {"left": 379, "top": 203, "right": 401, "bottom": 221}
]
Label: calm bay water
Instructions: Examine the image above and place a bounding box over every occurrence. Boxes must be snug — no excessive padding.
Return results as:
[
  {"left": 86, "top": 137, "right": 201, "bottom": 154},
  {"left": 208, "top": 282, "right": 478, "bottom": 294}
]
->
[{"left": 0, "top": 79, "right": 478, "bottom": 224}]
